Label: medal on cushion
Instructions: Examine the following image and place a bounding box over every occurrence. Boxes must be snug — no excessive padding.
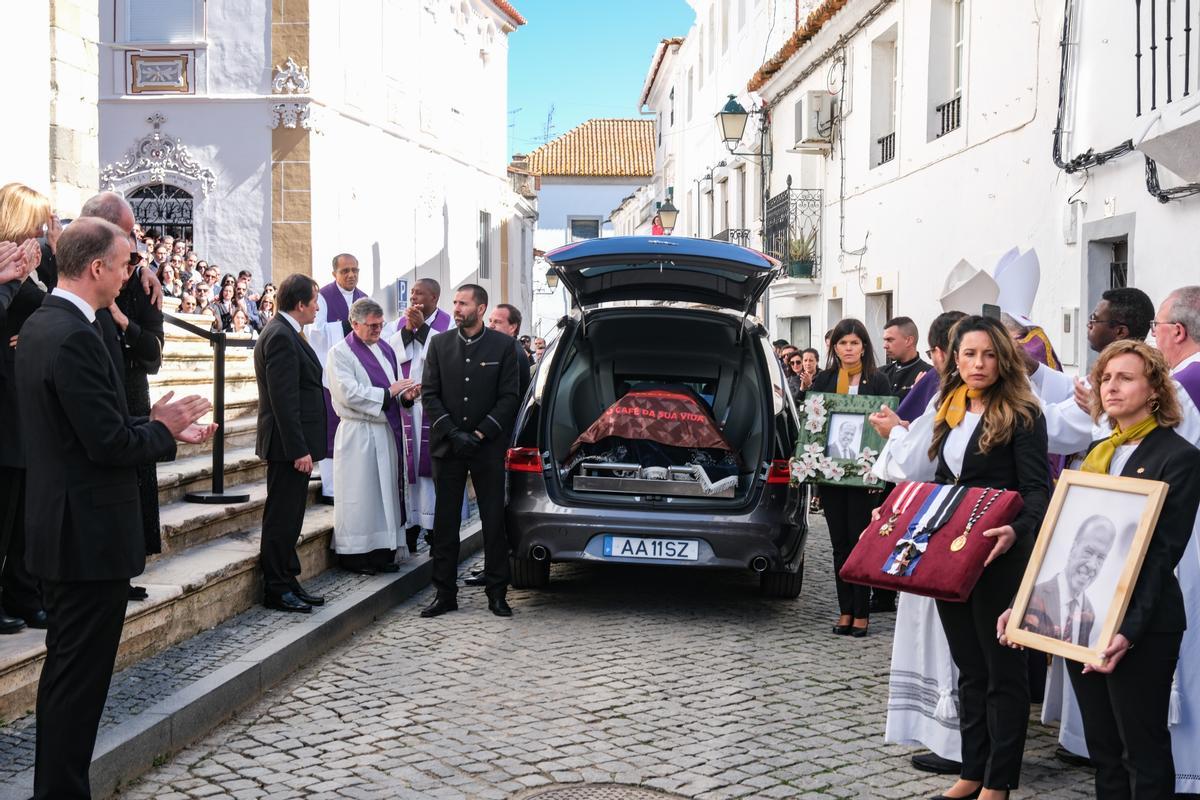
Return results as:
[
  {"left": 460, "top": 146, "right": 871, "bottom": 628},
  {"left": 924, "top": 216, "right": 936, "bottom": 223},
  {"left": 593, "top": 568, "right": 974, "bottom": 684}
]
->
[
  {"left": 879, "top": 481, "right": 922, "bottom": 536},
  {"left": 950, "top": 488, "right": 1002, "bottom": 552}
]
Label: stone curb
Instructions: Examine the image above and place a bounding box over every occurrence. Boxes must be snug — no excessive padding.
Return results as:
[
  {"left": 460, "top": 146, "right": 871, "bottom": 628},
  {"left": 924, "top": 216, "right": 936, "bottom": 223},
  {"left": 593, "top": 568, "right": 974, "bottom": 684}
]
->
[{"left": 0, "top": 520, "right": 484, "bottom": 800}]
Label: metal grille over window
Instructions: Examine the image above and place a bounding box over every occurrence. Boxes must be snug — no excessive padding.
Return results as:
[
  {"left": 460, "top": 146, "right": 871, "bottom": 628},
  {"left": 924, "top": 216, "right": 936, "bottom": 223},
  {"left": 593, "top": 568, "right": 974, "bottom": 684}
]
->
[
  {"left": 935, "top": 96, "right": 962, "bottom": 137},
  {"left": 128, "top": 183, "right": 194, "bottom": 241},
  {"left": 712, "top": 228, "right": 751, "bottom": 246},
  {"left": 764, "top": 176, "right": 822, "bottom": 280},
  {"left": 877, "top": 131, "right": 896, "bottom": 164}
]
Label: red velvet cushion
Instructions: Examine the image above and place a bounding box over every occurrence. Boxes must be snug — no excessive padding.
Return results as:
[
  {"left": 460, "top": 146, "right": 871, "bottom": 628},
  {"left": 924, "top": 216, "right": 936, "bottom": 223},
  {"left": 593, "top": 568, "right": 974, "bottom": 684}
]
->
[{"left": 839, "top": 481, "right": 1025, "bottom": 602}]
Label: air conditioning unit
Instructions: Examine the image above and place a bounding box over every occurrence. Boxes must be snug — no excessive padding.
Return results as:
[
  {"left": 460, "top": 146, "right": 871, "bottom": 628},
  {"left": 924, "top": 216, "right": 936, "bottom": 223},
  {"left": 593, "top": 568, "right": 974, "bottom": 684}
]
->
[{"left": 791, "top": 90, "right": 836, "bottom": 153}]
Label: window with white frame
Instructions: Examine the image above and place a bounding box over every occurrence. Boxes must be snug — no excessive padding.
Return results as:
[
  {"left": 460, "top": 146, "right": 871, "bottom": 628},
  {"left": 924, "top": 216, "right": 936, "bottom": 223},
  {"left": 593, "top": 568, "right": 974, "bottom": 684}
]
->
[
  {"left": 927, "top": 0, "right": 965, "bottom": 140},
  {"left": 478, "top": 211, "right": 492, "bottom": 278},
  {"left": 569, "top": 217, "right": 601, "bottom": 242},
  {"left": 708, "top": 8, "right": 716, "bottom": 69},
  {"left": 698, "top": 26, "right": 705, "bottom": 87},
  {"left": 721, "top": 0, "right": 730, "bottom": 52},
  {"left": 687, "top": 68, "right": 695, "bottom": 120},
  {"left": 122, "top": 0, "right": 204, "bottom": 43},
  {"left": 869, "top": 26, "right": 899, "bottom": 167},
  {"left": 952, "top": 0, "right": 965, "bottom": 97},
  {"left": 737, "top": 166, "right": 747, "bottom": 228},
  {"left": 669, "top": 87, "right": 675, "bottom": 126},
  {"left": 793, "top": 97, "right": 805, "bottom": 146},
  {"left": 738, "top": 0, "right": 747, "bottom": 29}
]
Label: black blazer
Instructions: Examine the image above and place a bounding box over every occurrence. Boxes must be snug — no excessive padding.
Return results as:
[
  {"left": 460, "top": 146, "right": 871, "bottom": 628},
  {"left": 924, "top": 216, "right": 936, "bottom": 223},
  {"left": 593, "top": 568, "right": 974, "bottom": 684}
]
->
[
  {"left": 422, "top": 327, "right": 520, "bottom": 458},
  {"left": 935, "top": 410, "right": 1051, "bottom": 540},
  {"left": 1087, "top": 426, "right": 1200, "bottom": 644},
  {"left": 15, "top": 295, "right": 176, "bottom": 581},
  {"left": 254, "top": 314, "right": 328, "bottom": 462},
  {"left": 0, "top": 277, "right": 49, "bottom": 468},
  {"left": 116, "top": 267, "right": 165, "bottom": 377},
  {"left": 810, "top": 366, "right": 894, "bottom": 398}
]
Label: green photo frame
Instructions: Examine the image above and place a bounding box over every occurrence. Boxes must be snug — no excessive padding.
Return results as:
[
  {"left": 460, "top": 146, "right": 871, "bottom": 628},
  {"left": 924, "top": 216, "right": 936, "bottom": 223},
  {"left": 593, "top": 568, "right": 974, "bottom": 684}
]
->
[{"left": 791, "top": 391, "right": 898, "bottom": 488}]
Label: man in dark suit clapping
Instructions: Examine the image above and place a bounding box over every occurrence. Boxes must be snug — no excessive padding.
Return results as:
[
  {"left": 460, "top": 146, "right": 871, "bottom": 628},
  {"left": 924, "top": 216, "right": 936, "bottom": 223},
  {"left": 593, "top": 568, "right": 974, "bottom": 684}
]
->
[
  {"left": 16, "top": 217, "right": 215, "bottom": 800},
  {"left": 254, "top": 274, "right": 328, "bottom": 613}
]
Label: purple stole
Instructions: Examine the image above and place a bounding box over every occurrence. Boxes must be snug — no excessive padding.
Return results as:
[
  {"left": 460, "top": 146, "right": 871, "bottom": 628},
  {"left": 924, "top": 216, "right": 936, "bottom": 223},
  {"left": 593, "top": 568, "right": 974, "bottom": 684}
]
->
[
  {"left": 398, "top": 308, "right": 453, "bottom": 483},
  {"left": 320, "top": 283, "right": 367, "bottom": 454},
  {"left": 344, "top": 333, "right": 406, "bottom": 516},
  {"left": 897, "top": 368, "right": 940, "bottom": 423},
  {"left": 1019, "top": 327, "right": 1061, "bottom": 372},
  {"left": 1175, "top": 361, "right": 1200, "bottom": 409}
]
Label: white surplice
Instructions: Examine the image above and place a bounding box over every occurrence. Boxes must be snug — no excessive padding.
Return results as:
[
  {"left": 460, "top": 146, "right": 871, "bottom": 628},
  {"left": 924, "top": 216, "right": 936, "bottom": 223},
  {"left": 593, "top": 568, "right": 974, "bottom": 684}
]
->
[
  {"left": 306, "top": 284, "right": 359, "bottom": 499},
  {"left": 326, "top": 339, "right": 409, "bottom": 556}
]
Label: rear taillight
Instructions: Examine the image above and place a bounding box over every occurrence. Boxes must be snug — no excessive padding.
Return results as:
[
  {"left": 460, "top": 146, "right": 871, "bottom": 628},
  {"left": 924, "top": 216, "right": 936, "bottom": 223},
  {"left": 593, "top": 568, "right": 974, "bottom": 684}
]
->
[
  {"left": 506, "top": 447, "right": 543, "bottom": 473},
  {"left": 766, "top": 459, "right": 791, "bottom": 484}
]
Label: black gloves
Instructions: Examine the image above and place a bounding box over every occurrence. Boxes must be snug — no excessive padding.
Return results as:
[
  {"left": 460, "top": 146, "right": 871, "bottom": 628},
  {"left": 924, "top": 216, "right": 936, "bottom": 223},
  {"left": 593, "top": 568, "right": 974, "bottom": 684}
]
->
[{"left": 451, "top": 429, "right": 481, "bottom": 457}]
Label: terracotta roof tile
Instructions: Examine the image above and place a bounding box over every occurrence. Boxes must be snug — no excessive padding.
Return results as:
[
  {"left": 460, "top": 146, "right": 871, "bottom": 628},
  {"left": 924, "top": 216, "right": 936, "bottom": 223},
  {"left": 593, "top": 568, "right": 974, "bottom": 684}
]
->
[
  {"left": 747, "top": 0, "right": 852, "bottom": 94},
  {"left": 526, "top": 119, "right": 655, "bottom": 177},
  {"left": 490, "top": 0, "right": 526, "bottom": 27},
  {"left": 640, "top": 36, "right": 686, "bottom": 107}
]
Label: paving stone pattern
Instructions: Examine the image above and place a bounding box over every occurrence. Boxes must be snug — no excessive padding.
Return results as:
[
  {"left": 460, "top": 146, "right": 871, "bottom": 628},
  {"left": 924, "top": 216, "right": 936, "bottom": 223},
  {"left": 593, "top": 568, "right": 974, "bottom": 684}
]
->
[{"left": 116, "top": 515, "right": 1098, "bottom": 800}]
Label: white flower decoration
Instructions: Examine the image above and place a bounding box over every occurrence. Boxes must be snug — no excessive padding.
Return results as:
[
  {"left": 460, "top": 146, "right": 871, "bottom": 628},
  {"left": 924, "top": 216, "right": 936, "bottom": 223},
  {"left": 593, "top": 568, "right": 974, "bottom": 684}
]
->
[
  {"left": 790, "top": 458, "right": 816, "bottom": 482},
  {"left": 804, "top": 415, "right": 825, "bottom": 434},
  {"left": 803, "top": 442, "right": 824, "bottom": 458}
]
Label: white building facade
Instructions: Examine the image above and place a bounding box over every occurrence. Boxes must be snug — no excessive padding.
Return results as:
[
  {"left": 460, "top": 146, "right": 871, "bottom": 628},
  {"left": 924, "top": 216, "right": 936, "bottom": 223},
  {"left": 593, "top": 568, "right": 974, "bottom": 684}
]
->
[
  {"left": 638, "top": 0, "right": 1200, "bottom": 370},
  {"left": 95, "top": 0, "right": 533, "bottom": 317}
]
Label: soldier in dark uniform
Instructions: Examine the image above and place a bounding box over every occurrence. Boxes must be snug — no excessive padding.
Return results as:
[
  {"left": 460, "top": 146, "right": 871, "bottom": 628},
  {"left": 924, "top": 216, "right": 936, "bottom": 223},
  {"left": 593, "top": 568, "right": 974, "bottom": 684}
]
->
[{"left": 420, "top": 284, "right": 520, "bottom": 618}]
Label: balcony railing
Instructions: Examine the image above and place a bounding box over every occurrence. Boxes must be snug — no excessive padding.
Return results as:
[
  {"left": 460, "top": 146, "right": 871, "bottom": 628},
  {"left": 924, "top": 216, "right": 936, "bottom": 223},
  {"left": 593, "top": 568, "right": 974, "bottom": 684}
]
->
[
  {"left": 763, "top": 176, "right": 822, "bottom": 280},
  {"left": 712, "top": 228, "right": 751, "bottom": 247},
  {"left": 1135, "top": 0, "right": 1197, "bottom": 115},
  {"left": 935, "top": 96, "right": 962, "bottom": 137},
  {"left": 877, "top": 132, "right": 896, "bottom": 164}
]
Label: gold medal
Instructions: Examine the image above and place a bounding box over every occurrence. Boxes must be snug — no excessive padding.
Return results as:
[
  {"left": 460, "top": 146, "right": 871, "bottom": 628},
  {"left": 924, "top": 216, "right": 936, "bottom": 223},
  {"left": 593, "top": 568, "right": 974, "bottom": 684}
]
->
[
  {"left": 879, "top": 520, "right": 895, "bottom": 537},
  {"left": 950, "top": 534, "right": 967, "bottom": 552}
]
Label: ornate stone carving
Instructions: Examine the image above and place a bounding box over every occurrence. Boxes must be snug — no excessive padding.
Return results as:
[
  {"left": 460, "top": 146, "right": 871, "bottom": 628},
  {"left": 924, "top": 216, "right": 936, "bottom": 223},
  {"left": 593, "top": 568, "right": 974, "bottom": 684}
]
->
[
  {"left": 272, "top": 57, "right": 310, "bottom": 95},
  {"left": 100, "top": 114, "right": 216, "bottom": 194},
  {"left": 271, "top": 102, "right": 312, "bottom": 130}
]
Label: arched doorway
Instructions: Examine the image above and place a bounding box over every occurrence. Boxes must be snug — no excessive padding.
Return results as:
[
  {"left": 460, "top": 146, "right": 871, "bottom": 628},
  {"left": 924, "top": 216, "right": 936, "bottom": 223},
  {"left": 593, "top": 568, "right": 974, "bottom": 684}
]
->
[{"left": 128, "top": 183, "right": 194, "bottom": 241}]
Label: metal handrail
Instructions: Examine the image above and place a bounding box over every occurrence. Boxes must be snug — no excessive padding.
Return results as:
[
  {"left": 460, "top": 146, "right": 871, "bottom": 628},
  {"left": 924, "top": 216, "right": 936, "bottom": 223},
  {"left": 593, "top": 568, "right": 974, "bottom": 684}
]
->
[{"left": 164, "top": 312, "right": 255, "bottom": 504}]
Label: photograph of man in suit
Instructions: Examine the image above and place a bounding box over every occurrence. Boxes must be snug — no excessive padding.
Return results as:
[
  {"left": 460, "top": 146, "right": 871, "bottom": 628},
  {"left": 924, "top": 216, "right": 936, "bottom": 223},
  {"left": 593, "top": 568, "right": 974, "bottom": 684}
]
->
[
  {"left": 826, "top": 416, "right": 863, "bottom": 461},
  {"left": 1022, "top": 514, "right": 1117, "bottom": 646},
  {"left": 254, "top": 274, "right": 328, "bottom": 613},
  {"left": 16, "top": 217, "right": 214, "bottom": 799}
]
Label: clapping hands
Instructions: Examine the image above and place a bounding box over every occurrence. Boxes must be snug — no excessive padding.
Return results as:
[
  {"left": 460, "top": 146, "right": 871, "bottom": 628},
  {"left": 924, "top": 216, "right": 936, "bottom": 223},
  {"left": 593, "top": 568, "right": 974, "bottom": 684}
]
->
[{"left": 0, "top": 239, "right": 42, "bottom": 284}]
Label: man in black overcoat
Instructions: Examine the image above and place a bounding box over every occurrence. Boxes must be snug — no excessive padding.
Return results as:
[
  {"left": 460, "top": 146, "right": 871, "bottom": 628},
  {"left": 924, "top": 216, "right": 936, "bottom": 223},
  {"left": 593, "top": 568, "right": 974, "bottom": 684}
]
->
[
  {"left": 421, "top": 284, "right": 519, "bottom": 618},
  {"left": 16, "top": 218, "right": 213, "bottom": 800},
  {"left": 254, "top": 273, "right": 328, "bottom": 612}
]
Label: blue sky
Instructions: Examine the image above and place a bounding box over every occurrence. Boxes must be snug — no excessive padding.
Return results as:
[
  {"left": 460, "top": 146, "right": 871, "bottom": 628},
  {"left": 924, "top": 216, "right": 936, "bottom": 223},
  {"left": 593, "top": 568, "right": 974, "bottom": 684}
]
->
[{"left": 507, "top": 0, "right": 695, "bottom": 157}]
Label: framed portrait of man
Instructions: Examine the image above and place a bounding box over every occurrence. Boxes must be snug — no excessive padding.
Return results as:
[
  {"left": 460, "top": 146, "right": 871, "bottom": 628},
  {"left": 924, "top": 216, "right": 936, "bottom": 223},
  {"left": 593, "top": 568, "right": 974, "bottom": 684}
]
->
[
  {"left": 791, "top": 392, "right": 896, "bottom": 488},
  {"left": 1005, "top": 469, "right": 1167, "bottom": 666}
]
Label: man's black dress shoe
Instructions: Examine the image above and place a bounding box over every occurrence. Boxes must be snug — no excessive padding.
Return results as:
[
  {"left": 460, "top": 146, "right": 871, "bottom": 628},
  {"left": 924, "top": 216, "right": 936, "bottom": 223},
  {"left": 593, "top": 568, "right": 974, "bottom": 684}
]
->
[
  {"left": 406, "top": 526, "right": 421, "bottom": 553},
  {"left": 265, "top": 592, "right": 312, "bottom": 613},
  {"left": 375, "top": 563, "right": 401, "bottom": 573},
  {"left": 1054, "top": 746, "right": 1093, "bottom": 768},
  {"left": 0, "top": 612, "right": 25, "bottom": 635},
  {"left": 487, "top": 597, "right": 513, "bottom": 617},
  {"left": 911, "top": 752, "right": 962, "bottom": 774},
  {"left": 18, "top": 609, "right": 49, "bottom": 629},
  {"left": 292, "top": 589, "right": 325, "bottom": 606},
  {"left": 317, "top": 495, "right": 335, "bottom": 506},
  {"left": 420, "top": 597, "right": 458, "bottom": 617},
  {"left": 462, "top": 574, "right": 487, "bottom": 587}
]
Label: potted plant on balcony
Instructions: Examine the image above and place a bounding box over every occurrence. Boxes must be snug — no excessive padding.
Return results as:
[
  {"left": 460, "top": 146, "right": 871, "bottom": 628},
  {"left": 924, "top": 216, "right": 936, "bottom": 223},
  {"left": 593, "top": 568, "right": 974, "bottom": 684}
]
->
[{"left": 788, "top": 227, "right": 818, "bottom": 278}]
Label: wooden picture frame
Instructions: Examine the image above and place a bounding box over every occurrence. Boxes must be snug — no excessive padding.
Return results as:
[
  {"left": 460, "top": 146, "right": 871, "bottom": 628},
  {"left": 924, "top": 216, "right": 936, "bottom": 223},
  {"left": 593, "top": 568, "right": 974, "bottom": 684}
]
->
[
  {"left": 790, "top": 391, "right": 897, "bottom": 488},
  {"left": 1005, "top": 469, "right": 1168, "bottom": 667}
]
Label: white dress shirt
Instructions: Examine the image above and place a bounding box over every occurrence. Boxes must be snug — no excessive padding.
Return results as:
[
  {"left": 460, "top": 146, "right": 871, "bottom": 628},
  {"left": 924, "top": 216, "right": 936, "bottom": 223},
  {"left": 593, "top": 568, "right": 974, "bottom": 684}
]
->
[{"left": 50, "top": 287, "right": 97, "bottom": 323}]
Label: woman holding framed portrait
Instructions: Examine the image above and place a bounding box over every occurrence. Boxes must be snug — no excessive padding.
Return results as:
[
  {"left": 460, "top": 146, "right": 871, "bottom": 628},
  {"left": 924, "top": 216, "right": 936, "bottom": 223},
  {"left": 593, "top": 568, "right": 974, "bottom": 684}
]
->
[
  {"left": 926, "top": 315, "right": 1050, "bottom": 800},
  {"left": 1010, "top": 340, "right": 1200, "bottom": 799},
  {"left": 809, "top": 318, "right": 892, "bottom": 638}
]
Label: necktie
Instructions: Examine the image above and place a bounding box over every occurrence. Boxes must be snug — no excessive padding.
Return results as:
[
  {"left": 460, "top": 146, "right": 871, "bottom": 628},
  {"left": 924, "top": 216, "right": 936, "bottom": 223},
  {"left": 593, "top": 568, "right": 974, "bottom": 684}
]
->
[
  {"left": 1064, "top": 598, "right": 1077, "bottom": 643},
  {"left": 299, "top": 328, "right": 308, "bottom": 343}
]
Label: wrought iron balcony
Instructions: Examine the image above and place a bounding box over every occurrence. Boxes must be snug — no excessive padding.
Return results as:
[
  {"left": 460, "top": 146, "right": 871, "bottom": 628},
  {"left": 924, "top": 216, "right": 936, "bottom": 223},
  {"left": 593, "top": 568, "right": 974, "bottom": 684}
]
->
[
  {"left": 877, "top": 132, "right": 896, "bottom": 165},
  {"left": 1133, "top": 0, "right": 1200, "bottom": 186},
  {"left": 763, "top": 176, "right": 821, "bottom": 280},
  {"left": 935, "top": 96, "right": 962, "bottom": 137},
  {"left": 1135, "top": 0, "right": 1195, "bottom": 115},
  {"left": 712, "top": 228, "right": 751, "bottom": 247}
]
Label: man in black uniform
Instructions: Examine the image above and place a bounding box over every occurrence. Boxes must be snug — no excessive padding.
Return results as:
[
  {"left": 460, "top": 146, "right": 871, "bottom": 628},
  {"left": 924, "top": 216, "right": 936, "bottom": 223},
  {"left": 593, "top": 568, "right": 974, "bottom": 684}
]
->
[
  {"left": 421, "top": 284, "right": 519, "bottom": 618},
  {"left": 880, "top": 316, "right": 931, "bottom": 400}
]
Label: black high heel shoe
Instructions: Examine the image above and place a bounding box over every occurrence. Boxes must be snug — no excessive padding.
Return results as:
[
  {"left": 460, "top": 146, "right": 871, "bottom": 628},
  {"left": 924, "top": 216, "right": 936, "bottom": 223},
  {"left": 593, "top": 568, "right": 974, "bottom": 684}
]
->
[
  {"left": 928, "top": 784, "right": 982, "bottom": 800},
  {"left": 832, "top": 623, "right": 852, "bottom": 635},
  {"left": 851, "top": 619, "right": 870, "bottom": 638}
]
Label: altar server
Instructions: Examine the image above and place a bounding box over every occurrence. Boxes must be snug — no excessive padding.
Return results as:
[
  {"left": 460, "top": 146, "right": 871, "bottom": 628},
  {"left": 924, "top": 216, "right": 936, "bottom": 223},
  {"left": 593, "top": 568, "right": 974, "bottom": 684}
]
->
[
  {"left": 306, "top": 253, "right": 367, "bottom": 503},
  {"left": 388, "top": 278, "right": 455, "bottom": 553},
  {"left": 327, "top": 298, "right": 420, "bottom": 574}
]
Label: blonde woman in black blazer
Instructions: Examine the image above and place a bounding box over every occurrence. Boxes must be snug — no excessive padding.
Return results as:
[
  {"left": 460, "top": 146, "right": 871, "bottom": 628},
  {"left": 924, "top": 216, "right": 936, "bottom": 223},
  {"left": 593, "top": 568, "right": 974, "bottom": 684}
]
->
[
  {"left": 809, "top": 318, "right": 893, "bottom": 637},
  {"left": 1002, "top": 340, "right": 1200, "bottom": 799},
  {"left": 928, "top": 316, "right": 1049, "bottom": 800}
]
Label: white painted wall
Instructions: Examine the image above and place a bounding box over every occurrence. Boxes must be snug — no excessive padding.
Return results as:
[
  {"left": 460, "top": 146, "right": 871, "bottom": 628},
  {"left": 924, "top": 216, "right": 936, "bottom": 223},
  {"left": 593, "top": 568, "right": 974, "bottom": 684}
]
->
[{"left": 0, "top": 1, "right": 52, "bottom": 195}]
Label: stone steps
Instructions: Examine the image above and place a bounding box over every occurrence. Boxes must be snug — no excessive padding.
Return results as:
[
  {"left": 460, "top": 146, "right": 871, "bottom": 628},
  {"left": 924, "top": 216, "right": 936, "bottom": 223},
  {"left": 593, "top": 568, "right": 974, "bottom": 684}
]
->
[
  {"left": 174, "top": 415, "right": 258, "bottom": 459},
  {"left": 155, "top": 445, "right": 268, "bottom": 505},
  {"left": 0, "top": 501, "right": 335, "bottom": 725}
]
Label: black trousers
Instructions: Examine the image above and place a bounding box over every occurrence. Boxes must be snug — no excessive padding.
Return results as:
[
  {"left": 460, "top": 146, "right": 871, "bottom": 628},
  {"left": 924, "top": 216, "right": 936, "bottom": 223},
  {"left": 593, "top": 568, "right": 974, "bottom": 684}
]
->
[
  {"left": 34, "top": 578, "right": 128, "bottom": 800},
  {"left": 936, "top": 535, "right": 1033, "bottom": 789},
  {"left": 818, "top": 484, "right": 878, "bottom": 619},
  {"left": 261, "top": 460, "right": 309, "bottom": 598},
  {"left": 430, "top": 446, "right": 509, "bottom": 600},
  {"left": 0, "top": 466, "right": 41, "bottom": 615},
  {"left": 1067, "top": 630, "right": 1181, "bottom": 799}
]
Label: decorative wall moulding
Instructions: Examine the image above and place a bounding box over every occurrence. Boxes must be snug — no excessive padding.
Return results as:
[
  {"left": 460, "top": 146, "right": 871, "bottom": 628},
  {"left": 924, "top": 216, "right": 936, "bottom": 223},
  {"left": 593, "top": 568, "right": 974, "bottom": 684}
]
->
[
  {"left": 272, "top": 57, "right": 310, "bottom": 94},
  {"left": 128, "top": 52, "right": 193, "bottom": 94},
  {"left": 100, "top": 113, "right": 216, "bottom": 194},
  {"left": 271, "top": 102, "right": 312, "bottom": 130}
]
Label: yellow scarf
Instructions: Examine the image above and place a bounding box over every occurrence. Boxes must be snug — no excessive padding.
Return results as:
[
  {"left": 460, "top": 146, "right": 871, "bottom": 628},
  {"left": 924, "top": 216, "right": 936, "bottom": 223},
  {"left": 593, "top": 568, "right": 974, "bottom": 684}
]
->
[
  {"left": 1081, "top": 415, "right": 1158, "bottom": 475},
  {"left": 935, "top": 385, "right": 983, "bottom": 428},
  {"left": 835, "top": 361, "right": 863, "bottom": 394}
]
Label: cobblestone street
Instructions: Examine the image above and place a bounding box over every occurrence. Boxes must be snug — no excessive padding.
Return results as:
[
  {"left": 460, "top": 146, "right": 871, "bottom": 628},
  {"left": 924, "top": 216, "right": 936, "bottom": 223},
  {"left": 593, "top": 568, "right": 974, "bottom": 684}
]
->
[{"left": 118, "top": 515, "right": 1094, "bottom": 800}]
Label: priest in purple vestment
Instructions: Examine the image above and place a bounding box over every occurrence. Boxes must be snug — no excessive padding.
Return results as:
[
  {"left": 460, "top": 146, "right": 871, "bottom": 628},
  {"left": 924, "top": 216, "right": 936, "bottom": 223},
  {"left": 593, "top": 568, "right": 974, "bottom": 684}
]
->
[{"left": 306, "top": 253, "right": 367, "bottom": 503}]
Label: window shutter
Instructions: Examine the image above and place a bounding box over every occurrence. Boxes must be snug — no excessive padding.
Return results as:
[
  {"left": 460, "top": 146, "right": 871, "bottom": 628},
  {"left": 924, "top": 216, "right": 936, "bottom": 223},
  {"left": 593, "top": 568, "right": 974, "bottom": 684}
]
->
[{"left": 128, "top": 0, "right": 197, "bottom": 43}]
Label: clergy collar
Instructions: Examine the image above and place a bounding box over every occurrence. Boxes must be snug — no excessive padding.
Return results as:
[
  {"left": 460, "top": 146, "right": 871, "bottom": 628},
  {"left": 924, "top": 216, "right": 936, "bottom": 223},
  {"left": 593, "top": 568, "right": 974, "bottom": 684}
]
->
[{"left": 1173, "top": 350, "right": 1200, "bottom": 375}]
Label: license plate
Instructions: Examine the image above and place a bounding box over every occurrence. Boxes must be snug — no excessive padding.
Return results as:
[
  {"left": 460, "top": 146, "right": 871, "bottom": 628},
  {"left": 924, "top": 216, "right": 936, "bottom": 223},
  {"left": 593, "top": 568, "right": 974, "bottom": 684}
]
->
[{"left": 603, "top": 535, "right": 699, "bottom": 561}]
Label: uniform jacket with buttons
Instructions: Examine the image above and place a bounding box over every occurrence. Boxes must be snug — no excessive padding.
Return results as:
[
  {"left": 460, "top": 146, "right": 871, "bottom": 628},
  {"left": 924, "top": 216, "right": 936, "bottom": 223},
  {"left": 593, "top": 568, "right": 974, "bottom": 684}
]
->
[{"left": 421, "top": 326, "right": 520, "bottom": 458}]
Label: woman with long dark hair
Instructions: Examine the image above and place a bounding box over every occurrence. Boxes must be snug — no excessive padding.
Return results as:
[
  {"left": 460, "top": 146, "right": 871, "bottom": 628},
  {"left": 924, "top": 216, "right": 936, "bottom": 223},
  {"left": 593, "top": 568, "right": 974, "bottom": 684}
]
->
[
  {"left": 809, "top": 318, "right": 892, "bottom": 636},
  {"left": 928, "top": 315, "right": 1049, "bottom": 800}
]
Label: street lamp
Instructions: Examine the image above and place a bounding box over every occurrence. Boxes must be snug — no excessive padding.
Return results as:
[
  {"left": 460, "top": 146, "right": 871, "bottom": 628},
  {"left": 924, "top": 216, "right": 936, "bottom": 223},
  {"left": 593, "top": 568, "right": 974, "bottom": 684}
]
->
[
  {"left": 656, "top": 198, "right": 679, "bottom": 233},
  {"left": 716, "top": 94, "right": 750, "bottom": 148},
  {"left": 544, "top": 265, "right": 559, "bottom": 290}
]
